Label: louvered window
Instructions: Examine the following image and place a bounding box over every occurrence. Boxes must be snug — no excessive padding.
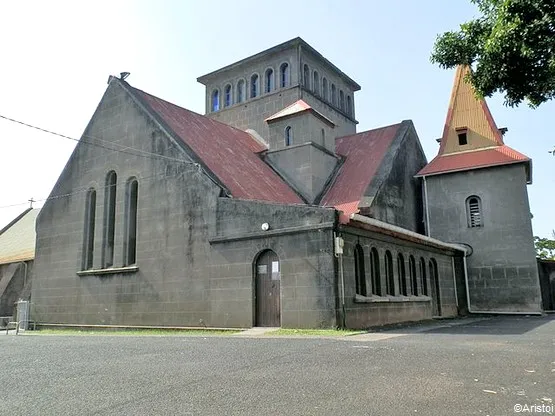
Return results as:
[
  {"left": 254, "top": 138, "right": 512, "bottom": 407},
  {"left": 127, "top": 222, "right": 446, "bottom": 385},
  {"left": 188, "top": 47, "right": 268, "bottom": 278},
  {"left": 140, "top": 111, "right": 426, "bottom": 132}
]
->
[{"left": 466, "top": 196, "right": 483, "bottom": 228}]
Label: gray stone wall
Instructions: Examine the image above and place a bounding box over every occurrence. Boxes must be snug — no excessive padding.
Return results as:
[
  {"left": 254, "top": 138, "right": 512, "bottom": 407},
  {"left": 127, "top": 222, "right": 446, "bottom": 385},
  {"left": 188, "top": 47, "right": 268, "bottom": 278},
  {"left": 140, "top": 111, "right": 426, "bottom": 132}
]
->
[
  {"left": 212, "top": 199, "right": 337, "bottom": 328},
  {"left": 425, "top": 164, "right": 542, "bottom": 312},
  {"left": 339, "top": 227, "right": 460, "bottom": 329},
  {"left": 267, "top": 112, "right": 335, "bottom": 151},
  {"left": 264, "top": 143, "right": 339, "bottom": 203},
  {"left": 32, "top": 81, "right": 226, "bottom": 327},
  {"left": 366, "top": 121, "right": 427, "bottom": 233}
]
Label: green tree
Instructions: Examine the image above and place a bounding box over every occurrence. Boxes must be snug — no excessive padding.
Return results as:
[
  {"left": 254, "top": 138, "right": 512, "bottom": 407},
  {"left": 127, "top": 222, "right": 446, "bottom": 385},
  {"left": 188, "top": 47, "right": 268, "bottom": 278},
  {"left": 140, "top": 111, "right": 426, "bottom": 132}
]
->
[
  {"left": 534, "top": 233, "right": 555, "bottom": 260},
  {"left": 431, "top": 0, "right": 555, "bottom": 108}
]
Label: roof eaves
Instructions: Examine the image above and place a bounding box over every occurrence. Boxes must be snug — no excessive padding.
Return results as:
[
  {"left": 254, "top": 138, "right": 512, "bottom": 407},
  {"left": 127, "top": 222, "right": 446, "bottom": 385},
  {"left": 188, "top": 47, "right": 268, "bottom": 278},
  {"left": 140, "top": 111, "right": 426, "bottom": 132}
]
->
[
  {"left": 415, "top": 158, "right": 530, "bottom": 178},
  {"left": 0, "top": 208, "right": 32, "bottom": 237}
]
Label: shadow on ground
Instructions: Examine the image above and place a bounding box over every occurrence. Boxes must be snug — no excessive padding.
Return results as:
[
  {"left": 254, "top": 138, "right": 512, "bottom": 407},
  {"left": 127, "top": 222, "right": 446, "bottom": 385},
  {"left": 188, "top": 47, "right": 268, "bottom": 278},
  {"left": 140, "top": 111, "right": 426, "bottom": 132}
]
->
[{"left": 421, "top": 314, "right": 554, "bottom": 335}]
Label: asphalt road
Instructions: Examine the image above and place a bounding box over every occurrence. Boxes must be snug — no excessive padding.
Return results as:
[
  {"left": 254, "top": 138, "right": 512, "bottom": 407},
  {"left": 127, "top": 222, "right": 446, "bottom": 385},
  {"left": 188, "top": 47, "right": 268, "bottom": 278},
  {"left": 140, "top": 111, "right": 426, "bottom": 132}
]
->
[{"left": 1, "top": 315, "right": 554, "bottom": 416}]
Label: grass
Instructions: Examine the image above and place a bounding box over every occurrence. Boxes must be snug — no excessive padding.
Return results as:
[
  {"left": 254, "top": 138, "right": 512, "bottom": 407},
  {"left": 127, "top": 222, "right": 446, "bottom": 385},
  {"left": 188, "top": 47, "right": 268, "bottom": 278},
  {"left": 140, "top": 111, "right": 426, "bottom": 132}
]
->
[
  {"left": 26, "top": 328, "right": 242, "bottom": 336},
  {"left": 266, "top": 328, "right": 364, "bottom": 337}
]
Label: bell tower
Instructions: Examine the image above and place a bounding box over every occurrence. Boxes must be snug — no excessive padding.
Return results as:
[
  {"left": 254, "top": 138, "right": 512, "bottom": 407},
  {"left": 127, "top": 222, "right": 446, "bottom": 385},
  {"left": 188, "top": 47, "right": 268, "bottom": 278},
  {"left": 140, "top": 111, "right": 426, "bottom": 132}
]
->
[{"left": 416, "top": 66, "right": 542, "bottom": 314}]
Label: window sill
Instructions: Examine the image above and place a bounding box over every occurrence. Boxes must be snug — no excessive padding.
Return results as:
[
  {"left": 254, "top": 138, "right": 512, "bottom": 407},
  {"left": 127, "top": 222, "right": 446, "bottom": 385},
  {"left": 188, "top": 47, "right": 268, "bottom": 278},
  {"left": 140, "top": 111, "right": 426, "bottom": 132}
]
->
[
  {"left": 354, "top": 294, "right": 431, "bottom": 304},
  {"left": 77, "top": 266, "right": 139, "bottom": 276}
]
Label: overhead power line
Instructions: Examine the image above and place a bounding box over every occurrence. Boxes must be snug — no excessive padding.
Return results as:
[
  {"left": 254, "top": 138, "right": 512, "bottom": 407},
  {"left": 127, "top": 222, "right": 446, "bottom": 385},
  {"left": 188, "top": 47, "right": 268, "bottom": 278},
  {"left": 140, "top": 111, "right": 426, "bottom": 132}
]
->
[{"left": 0, "top": 114, "right": 199, "bottom": 165}]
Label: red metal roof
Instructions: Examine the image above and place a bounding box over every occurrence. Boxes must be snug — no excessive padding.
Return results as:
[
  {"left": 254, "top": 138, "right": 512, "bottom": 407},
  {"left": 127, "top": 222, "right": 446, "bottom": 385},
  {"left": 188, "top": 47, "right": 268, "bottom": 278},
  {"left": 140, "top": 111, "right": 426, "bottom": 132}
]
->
[
  {"left": 416, "top": 145, "right": 530, "bottom": 177},
  {"left": 321, "top": 124, "right": 402, "bottom": 221},
  {"left": 132, "top": 87, "right": 304, "bottom": 204}
]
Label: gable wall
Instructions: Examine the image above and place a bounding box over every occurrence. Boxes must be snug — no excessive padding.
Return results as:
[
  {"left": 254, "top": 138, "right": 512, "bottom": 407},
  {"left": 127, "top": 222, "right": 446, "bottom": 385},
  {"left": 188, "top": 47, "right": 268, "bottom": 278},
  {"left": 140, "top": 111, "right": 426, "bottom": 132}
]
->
[
  {"left": 366, "top": 123, "right": 427, "bottom": 233},
  {"left": 32, "top": 82, "right": 226, "bottom": 326}
]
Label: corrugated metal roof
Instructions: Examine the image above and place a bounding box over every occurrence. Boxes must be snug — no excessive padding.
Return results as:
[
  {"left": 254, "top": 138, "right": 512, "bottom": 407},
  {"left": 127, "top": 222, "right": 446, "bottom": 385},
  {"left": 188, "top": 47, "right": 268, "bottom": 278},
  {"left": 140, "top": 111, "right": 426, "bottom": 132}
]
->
[
  {"left": 131, "top": 86, "right": 304, "bottom": 205},
  {"left": 416, "top": 145, "right": 530, "bottom": 177},
  {"left": 0, "top": 208, "right": 39, "bottom": 265},
  {"left": 321, "top": 124, "right": 402, "bottom": 219}
]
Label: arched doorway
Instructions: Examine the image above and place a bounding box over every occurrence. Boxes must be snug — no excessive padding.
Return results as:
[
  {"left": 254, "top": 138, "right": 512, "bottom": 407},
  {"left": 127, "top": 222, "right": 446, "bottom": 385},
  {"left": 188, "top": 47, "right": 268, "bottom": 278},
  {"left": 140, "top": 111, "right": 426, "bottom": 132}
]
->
[{"left": 254, "top": 250, "right": 281, "bottom": 327}]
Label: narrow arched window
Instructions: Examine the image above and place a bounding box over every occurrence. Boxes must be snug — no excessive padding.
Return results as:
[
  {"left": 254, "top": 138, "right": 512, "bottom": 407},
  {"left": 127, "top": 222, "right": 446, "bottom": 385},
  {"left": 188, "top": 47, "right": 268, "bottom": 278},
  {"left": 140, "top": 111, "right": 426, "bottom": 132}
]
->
[
  {"left": 419, "top": 257, "right": 428, "bottom": 296},
  {"left": 285, "top": 126, "right": 292, "bottom": 146},
  {"left": 385, "top": 250, "right": 394, "bottom": 295},
  {"left": 313, "top": 71, "right": 320, "bottom": 95},
  {"left": 331, "top": 84, "right": 337, "bottom": 105},
  {"left": 82, "top": 188, "right": 96, "bottom": 270},
  {"left": 265, "top": 68, "right": 274, "bottom": 93},
  {"left": 303, "top": 64, "right": 310, "bottom": 90},
  {"left": 466, "top": 196, "right": 483, "bottom": 228},
  {"left": 322, "top": 78, "right": 328, "bottom": 100},
  {"left": 224, "top": 84, "right": 232, "bottom": 107},
  {"left": 429, "top": 258, "right": 441, "bottom": 316},
  {"left": 280, "top": 63, "right": 289, "bottom": 88},
  {"left": 102, "top": 171, "right": 117, "bottom": 268},
  {"left": 370, "top": 247, "right": 381, "bottom": 296},
  {"left": 339, "top": 90, "right": 345, "bottom": 111},
  {"left": 397, "top": 253, "right": 407, "bottom": 296},
  {"left": 236, "top": 80, "right": 245, "bottom": 103},
  {"left": 321, "top": 128, "right": 325, "bottom": 145},
  {"left": 211, "top": 90, "right": 219, "bottom": 112},
  {"left": 250, "top": 74, "right": 259, "bottom": 98},
  {"left": 346, "top": 95, "right": 352, "bottom": 116},
  {"left": 354, "top": 244, "right": 366, "bottom": 296},
  {"left": 409, "top": 255, "right": 417, "bottom": 296},
  {"left": 123, "top": 178, "right": 138, "bottom": 266}
]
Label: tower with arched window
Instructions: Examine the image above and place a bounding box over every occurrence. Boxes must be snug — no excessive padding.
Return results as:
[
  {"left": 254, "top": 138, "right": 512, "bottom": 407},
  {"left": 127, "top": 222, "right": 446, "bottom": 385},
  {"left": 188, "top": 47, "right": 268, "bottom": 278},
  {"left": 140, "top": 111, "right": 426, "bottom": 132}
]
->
[{"left": 416, "top": 65, "right": 542, "bottom": 314}]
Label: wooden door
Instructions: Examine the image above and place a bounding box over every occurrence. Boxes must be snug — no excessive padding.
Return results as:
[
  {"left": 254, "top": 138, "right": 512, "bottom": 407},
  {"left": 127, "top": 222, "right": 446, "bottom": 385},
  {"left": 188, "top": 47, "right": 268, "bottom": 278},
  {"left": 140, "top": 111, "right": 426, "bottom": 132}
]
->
[{"left": 255, "top": 250, "right": 281, "bottom": 327}]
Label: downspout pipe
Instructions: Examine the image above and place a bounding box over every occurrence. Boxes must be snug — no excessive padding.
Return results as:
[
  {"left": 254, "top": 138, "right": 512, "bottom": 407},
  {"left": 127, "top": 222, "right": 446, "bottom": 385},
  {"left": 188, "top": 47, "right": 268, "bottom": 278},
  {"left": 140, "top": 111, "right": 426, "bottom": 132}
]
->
[
  {"left": 423, "top": 176, "right": 431, "bottom": 236},
  {"left": 333, "top": 231, "right": 346, "bottom": 329}
]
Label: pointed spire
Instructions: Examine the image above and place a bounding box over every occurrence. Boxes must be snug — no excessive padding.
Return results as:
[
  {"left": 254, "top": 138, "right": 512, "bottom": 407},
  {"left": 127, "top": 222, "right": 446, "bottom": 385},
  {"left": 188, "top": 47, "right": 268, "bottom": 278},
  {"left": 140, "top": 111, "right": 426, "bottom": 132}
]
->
[{"left": 438, "top": 65, "right": 504, "bottom": 156}]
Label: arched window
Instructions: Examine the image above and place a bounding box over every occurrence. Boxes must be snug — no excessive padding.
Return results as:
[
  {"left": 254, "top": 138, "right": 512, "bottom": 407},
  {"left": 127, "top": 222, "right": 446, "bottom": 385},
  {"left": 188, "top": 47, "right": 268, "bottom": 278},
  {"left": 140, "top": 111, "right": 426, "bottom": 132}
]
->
[
  {"left": 102, "top": 171, "right": 117, "bottom": 268},
  {"left": 303, "top": 64, "right": 310, "bottom": 90},
  {"left": 123, "top": 178, "right": 138, "bottom": 266},
  {"left": 224, "top": 84, "right": 232, "bottom": 107},
  {"left": 322, "top": 78, "right": 328, "bottom": 101},
  {"left": 236, "top": 79, "right": 245, "bottom": 103},
  {"left": 429, "top": 258, "right": 441, "bottom": 316},
  {"left": 346, "top": 95, "right": 352, "bottom": 116},
  {"left": 250, "top": 74, "right": 259, "bottom": 98},
  {"left": 211, "top": 89, "right": 220, "bottom": 112},
  {"left": 339, "top": 90, "right": 345, "bottom": 111},
  {"left": 385, "top": 250, "right": 394, "bottom": 295},
  {"left": 82, "top": 188, "right": 96, "bottom": 270},
  {"left": 409, "top": 255, "right": 417, "bottom": 296},
  {"left": 419, "top": 257, "right": 428, "bottom": 296},
  {"left": 313, "top": 71, "right": 320, "bottom": 95},
  {"left": 466, "top": 196, "right": 483, "bottom": 228},
  {"left": 331, "top": 84, "right": 337, "bottom": 105},
  {"left": 397, "top": 253, "right": 407, "bottom": 296},
  {"left": 280, "top": 63, "right": 290, "bottom": 88},
  {"left": 370, "top": 247, "right": 381, "bottom": 296},
  {"left": 265, "top": 68, "right": 274, "bottom": 93},
  {"left": 354, "top": 244, "right": 366, "bottom": 296},
  {"left": 285, "top": 126, "right": 292, "bottom": 146}
]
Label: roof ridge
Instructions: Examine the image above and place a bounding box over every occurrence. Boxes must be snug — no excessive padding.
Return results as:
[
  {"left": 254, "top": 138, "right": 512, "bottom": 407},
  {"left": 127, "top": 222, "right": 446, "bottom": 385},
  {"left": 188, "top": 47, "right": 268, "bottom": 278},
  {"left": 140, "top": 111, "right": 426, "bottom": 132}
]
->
[{"left": 336, "top": 122, "right": 404, "bottom": 141}]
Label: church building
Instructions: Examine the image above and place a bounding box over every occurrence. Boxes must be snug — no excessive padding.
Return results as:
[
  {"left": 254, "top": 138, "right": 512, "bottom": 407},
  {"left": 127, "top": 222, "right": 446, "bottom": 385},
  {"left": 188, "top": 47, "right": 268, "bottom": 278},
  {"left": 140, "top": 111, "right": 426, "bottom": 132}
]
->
[{"left": 31, "top": 38, "right": 542, "bottom": 329}]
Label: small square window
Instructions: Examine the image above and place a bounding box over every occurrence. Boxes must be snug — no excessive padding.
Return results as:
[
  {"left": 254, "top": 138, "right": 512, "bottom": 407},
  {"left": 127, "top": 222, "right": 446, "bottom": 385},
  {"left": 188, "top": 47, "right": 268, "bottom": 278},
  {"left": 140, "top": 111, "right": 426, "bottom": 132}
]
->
[{"left": 456, "top": 128, "right": 468, "bottom": 145}]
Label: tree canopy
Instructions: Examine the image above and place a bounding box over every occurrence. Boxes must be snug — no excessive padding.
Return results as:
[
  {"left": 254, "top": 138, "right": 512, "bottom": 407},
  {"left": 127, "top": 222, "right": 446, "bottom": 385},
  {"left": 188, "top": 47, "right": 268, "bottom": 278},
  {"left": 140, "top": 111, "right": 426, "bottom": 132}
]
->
[
  {"left": 534, "top": 234, "right": 555, "bottom": 260},
  {"left": 431, "top": 0, "right": 555, "bottom": 108}
]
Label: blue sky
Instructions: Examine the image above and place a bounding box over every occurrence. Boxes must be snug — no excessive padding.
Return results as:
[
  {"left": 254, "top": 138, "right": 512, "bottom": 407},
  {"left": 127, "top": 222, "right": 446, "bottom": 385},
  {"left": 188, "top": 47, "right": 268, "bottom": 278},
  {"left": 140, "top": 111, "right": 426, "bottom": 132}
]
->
[{"left": 0, "top": 0, "right": 553, "bottom": 237}]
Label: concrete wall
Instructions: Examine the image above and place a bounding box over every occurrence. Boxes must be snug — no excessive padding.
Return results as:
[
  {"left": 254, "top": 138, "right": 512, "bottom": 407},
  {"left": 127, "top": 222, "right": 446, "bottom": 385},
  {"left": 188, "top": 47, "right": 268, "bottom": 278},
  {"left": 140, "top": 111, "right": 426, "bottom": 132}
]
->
[
  {"left": 212, "top": 199, "right": 337, "bottom": 328},
  {"left": 339, "top": 227, "right": 460, "bottom": 329},
  {"left": 265, "top": 142, "right": 340, "bottom": 203},
  {"left": 0, "top": 261, "right": 33, "bottom": 316},
  {"left": 425, "top": 164, "right": 542, "bottom": 312},
  {"left": 267, "top": 112, "right": 335, "bottom": 151},
  {"left": 32, "top": 81, "right": 227, "bottom": 327},
  {"left": 366, "top": 121, "right": 427, "bottom": 233}
]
